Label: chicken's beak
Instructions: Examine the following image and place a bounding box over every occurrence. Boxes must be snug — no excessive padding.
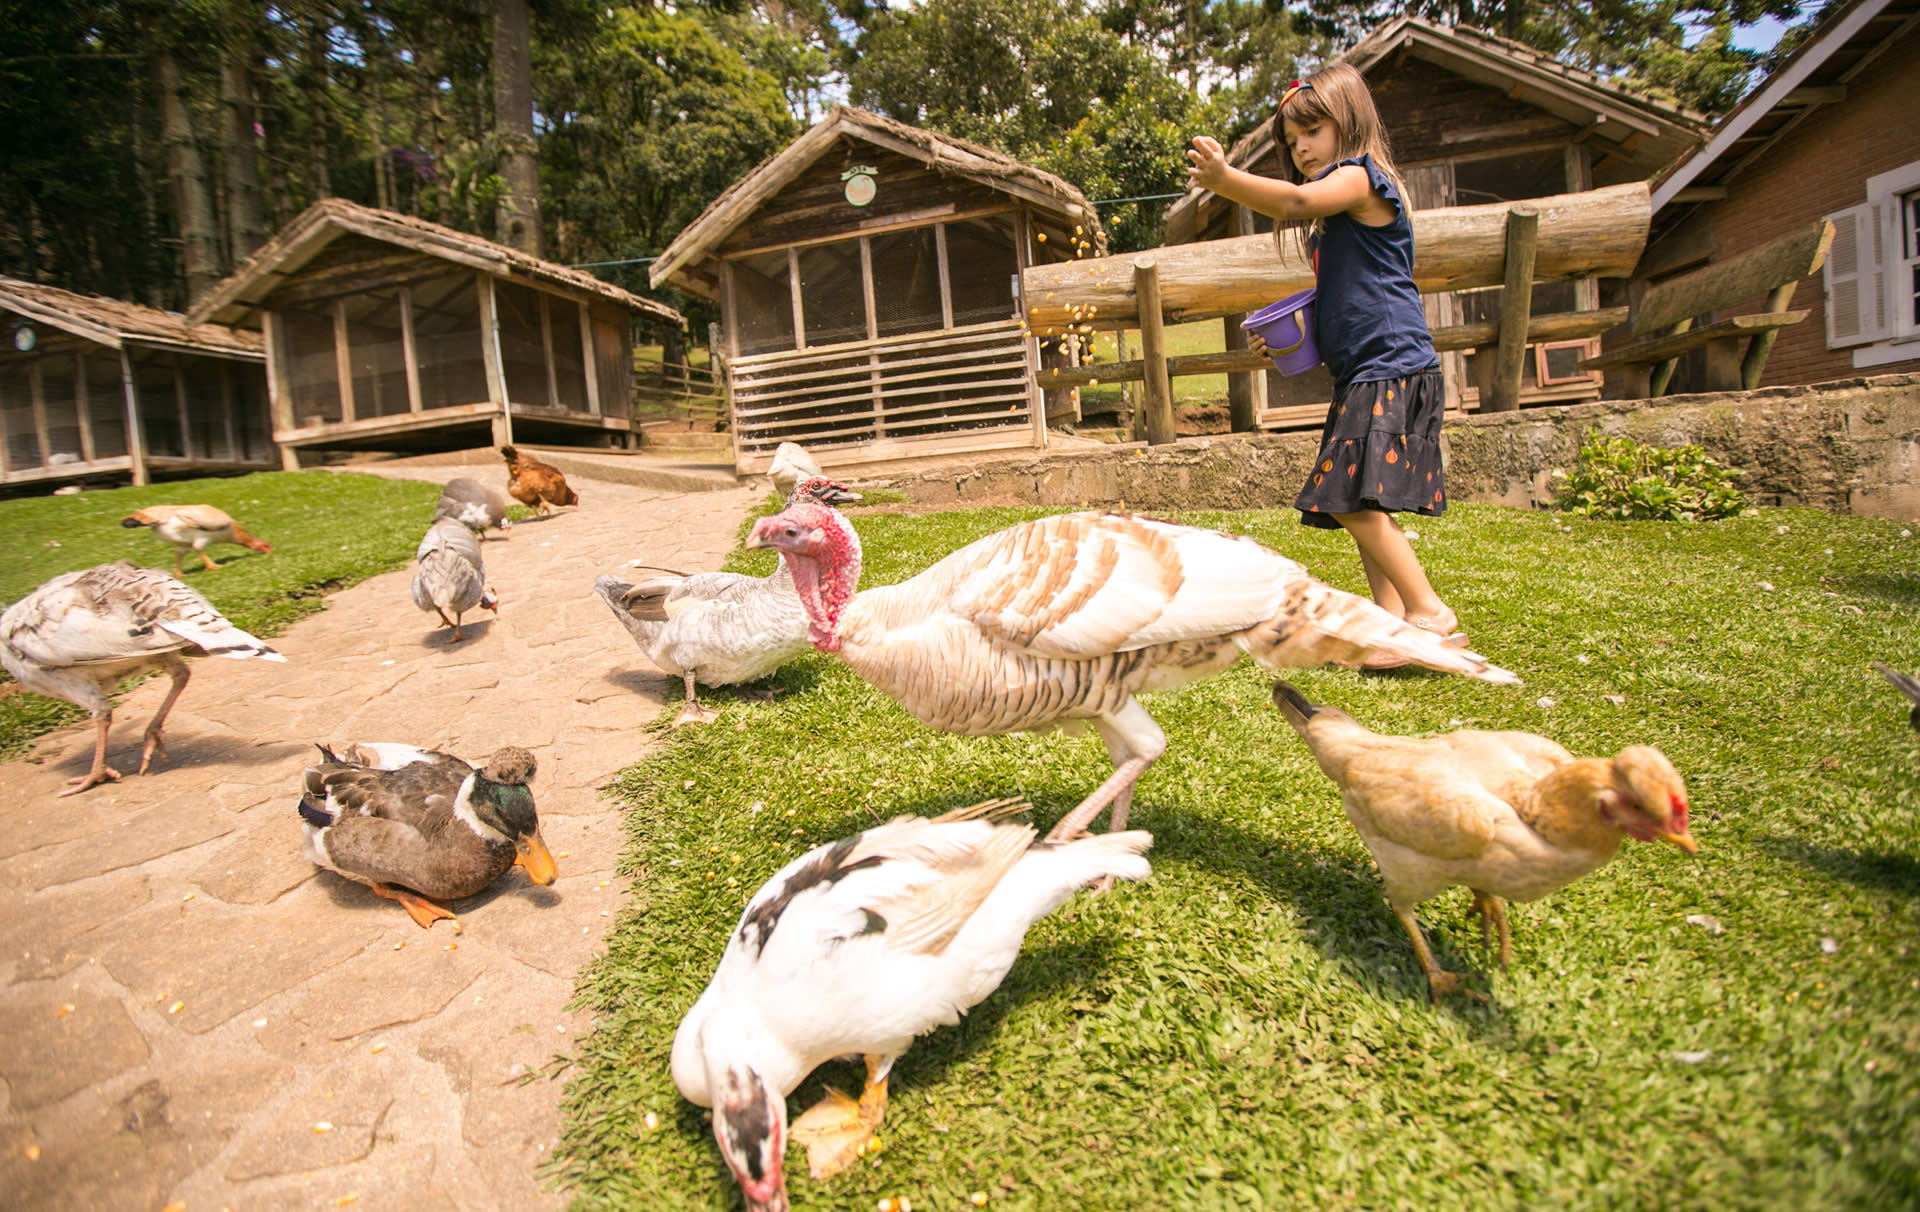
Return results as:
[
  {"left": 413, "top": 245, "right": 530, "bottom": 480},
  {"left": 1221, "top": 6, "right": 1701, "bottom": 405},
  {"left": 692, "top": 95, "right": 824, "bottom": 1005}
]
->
[
  {"left": 515, "top": 830, "right": 558, "bottom": 884},
  {"left": 1658, "top": 828, "right": 1698, "bottom": 856}
]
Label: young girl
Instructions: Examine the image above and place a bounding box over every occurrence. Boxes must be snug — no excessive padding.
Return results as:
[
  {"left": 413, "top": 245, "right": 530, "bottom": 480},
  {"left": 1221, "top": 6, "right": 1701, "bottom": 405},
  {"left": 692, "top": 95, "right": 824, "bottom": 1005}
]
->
[{"left": 1188, "top": 63, "right": 1460, "bottom": 664}]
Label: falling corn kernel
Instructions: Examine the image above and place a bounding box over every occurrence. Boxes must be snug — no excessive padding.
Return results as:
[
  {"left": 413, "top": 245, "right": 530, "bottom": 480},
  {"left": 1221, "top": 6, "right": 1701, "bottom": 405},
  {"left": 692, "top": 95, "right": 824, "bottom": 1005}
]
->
[
  {"left": 644, "top": 1111, "right": 660, "bottom": 1130},
  {"left": 971, "top": 1193, "right": 989, "bottom": 1207},
  {"left": 444, "top": 943, "right": 457, "bottom": 951},
  {"left": 370, "top": 1042, "right": 388, "bottom": 1054},
  {"left": 1075, "top": 225, "right": 1084, "bottom": 235},
  {"left": 1089, "top": 378, "right": 1100, "bottom": 386},
  {"left": 392, "top": 942, "right": 405, "bottom": 950},
  {"left": 182, "top": 893, "right": 194, "bottom": 902},
  {"left": 1036, "top": 233, "right": 1047, "bottom": 242},
  {"left": 313, "top": 1121, "right": 334, "bottom": 1134},
  {"left": 25, "top": 1144, "right": 41, "bottom": 1161},
  {"left": 877, "top": 1200, "right": 896, "bottom": 1212},
  {"left": 56, "top": 1003, "right": 74, "bottom": 1018},
  {"left": 168, "top": 1001, "right": 184, "bottom": 1015}
]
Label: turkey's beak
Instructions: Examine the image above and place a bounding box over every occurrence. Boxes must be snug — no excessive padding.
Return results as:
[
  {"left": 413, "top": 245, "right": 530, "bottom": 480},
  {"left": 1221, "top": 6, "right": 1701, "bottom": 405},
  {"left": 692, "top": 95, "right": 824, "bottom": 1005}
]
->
[
  {"left": 1658, "top": 827, "right": 1698, "bottom": 855},
  {"left": 515, "top": 830, "right": 558, "bottom": 884}
]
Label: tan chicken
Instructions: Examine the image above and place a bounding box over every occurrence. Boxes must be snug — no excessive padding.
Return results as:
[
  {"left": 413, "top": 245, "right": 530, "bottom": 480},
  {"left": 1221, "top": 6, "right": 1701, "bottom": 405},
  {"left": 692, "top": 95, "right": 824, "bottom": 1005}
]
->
[
  {"left": 746, "top": 502, "right": 1516, "bottom": 848},
  {"left": 121, "top": 504, "right": 272, "bottom": 575},
  {"left": 500, "top": 445, "right": 579, "bottom": 515},
  {"left": 1270, "top": 680, "right": 1697, "bottom": 1002}
]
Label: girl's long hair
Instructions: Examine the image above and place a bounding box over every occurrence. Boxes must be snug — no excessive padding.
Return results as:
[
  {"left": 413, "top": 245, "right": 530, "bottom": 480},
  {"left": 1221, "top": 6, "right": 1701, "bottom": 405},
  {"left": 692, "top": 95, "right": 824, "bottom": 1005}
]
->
[{"left": 1270, "top": 61, "right": 1410, "bottom": 265}]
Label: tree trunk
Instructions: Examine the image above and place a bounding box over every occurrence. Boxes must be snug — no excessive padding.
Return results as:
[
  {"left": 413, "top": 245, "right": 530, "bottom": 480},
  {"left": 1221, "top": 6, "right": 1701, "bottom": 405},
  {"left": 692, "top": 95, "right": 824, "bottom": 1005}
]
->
[
  {"left": 156, "top": 51, "right": 223, "bottom": 305},
  {"left": 220, "top": 13, "right": 267, "bottom": 266},
  {"left": 303, "top": 16, "right": 331, "bottom": 199},
  {"left": 492, "top": 0, "right": 542, "bottom": 256}
]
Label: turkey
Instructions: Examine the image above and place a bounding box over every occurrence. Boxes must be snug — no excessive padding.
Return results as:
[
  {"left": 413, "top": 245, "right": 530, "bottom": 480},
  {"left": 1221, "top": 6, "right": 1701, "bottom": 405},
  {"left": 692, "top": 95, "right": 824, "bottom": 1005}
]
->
[
  {"left": 411, "top": 518, "right": 497, "bottom": 641},
  {"left": 433, "top": 477, "right": 513, "bottom": 537},
  {"left": 595, "top": 477, "right": 860, "bottom": 726},
  {"left": 747, "top": 503, "right": 1518, "bottom": 843},
  {"left": 120, "top": 504, "right": 272, "bottom": 575},
  {"left": 0, "top": 561, "right": 285, "bottom": 796}
]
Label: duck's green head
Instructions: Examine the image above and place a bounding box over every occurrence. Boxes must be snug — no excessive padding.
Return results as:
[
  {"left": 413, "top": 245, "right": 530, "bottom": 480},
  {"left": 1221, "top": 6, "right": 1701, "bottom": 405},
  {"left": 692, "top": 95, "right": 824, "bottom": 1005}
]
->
[{"left": 472, "top": 747, "right": 557, "bottom": 884}]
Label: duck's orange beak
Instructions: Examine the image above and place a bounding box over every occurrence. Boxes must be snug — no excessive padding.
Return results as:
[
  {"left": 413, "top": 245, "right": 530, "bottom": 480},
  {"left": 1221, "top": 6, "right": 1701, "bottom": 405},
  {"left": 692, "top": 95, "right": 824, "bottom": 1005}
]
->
[{"left": 515, "top": 829, "right": 558, "bottom": 884}]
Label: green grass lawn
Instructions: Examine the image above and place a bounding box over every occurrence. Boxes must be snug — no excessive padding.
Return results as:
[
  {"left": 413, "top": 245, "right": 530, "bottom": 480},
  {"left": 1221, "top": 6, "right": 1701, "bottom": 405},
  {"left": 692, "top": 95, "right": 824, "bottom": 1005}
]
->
[
  {"left": 557, "top": 501, "right": 1919, "bottom": 1209},
  {"left": 0, "top": 470, "right": 441, "bottom": 759}
]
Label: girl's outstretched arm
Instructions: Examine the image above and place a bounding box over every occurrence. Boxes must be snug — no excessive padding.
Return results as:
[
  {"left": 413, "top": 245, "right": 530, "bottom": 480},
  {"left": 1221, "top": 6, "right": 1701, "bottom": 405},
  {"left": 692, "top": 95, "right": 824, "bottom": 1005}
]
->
[{"left": 1186, "top": 136, "right": 1372, "bottom": 222}]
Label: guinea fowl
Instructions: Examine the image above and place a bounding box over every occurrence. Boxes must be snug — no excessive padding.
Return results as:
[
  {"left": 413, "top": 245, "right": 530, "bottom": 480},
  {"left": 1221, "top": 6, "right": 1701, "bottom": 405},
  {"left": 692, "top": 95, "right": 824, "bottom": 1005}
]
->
[
  {"left": 121, "top": 504, "right": 272, "bottom": 575},
  {"left": 672, "top": 799, "right": 1152, "bottom": 1210},
  {"left": 298, "top": 742, "right": 556, "bottom": 928},
  {"left": 433, "top": 477, "right": 513, "bottom": 537},
  {"left": 595, "top": 476, "right": 861, "bottom": 726},
  {"left": 1270, "top": 680, "right": 1695, "bottom": 1001},
  {"left": 412, "top": 518, "right": 498, "bottom": 641},
  {"left": 501, "top": 445, "right": 579, "bottom": 515},
  {"left": 0, "top": 561, "right": 284, "bottom": 795},
  {"left": 746, "top": 502, "right": 1518, "bottom": 844}
]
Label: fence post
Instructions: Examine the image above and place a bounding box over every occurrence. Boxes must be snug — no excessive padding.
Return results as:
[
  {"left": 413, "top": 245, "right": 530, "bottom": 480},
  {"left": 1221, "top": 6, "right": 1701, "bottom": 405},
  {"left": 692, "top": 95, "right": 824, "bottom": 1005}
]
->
[
  {"left": 1135, "top": 257, "right": 1175, "bottom": 445},
  {"left": 1482, "top": 205, "right": 1539, "bottom": 413}
]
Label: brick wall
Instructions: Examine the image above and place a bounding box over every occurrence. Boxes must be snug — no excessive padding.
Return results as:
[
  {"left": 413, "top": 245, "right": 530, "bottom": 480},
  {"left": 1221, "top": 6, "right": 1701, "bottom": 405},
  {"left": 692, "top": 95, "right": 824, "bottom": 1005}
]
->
[{"left": 1707, "top": 25, "right": 1920, "bottom": 385}]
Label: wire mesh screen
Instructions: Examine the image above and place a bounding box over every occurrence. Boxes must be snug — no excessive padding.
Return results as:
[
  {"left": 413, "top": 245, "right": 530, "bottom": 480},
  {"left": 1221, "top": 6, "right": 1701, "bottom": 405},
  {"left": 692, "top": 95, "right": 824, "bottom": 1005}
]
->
[
  {"left": 945, "top": 216, "right": 1019, "bottom": 327},
  {"left": 493, "top": 280, "right": 549, "bottom": 407},
  {"left": 83, "top": 353, "right": 127, "bottom": 458},
  {"left": 1, "top": 363, "right": 39, "bottom": 469},
  {"left": 135, "top": 356, "right": 184, "bottom": 458},
  {"left": 280, "top": 306, "right": 343, "bottom": 426},
  {"left": 181, "top": 360, "right": 230, "bottom": 459},
  {"left": 733, "top": 251, "right": 796, "bottom": 357},
  {"left": 798, "top": 243, "right": 868, "bottom": 348},
  {"left": 411, "top": 274, "right": 490, "bottom": 410},
  {"left": 869, "top": 228, "right": 942, "bottom": 337},
  {"left": 344, "top": 289, "right": 411, "bottom": 417},
  {"left": 38, "top": 362, "right": 83, "bottom": 463},
  {"left": 233, "top": 365, "right": 270, "bottom": 460},
  {"left": 547, "top": 297, "right": 590, "bottom": 412}
]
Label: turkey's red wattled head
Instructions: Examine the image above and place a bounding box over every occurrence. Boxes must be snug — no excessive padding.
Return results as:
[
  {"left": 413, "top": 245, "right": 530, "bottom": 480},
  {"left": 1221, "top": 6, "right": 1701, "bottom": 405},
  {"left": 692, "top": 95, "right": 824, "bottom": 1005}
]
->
[
  {"left": 711, "top": 1065, "right": 789, "bottom": 1212},
  {"left": 746, "top": 502, "right": 862, "bottom": 652},
  {"left": 1601, "top": 745, "right": 1695, "bottom": 854}
]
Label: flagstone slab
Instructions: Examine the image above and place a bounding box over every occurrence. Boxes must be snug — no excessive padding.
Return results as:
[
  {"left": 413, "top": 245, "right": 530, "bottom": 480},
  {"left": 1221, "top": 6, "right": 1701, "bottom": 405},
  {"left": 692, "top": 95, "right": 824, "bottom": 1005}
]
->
[
  {"left": 0, "top": 990, "right": 151, "bottom": 1110},
  {"left": 20, "top": 795, "right": 237, "bottom": 891},
  {"left": 222, "top": 1059, "right": 394, "bottom": 1181},
  {"left": 1, "top": 873, "right": 154, "bottom": 982},
  {"left": 190, "top": 832, "right": 315, "bottom": 905},
  {"left": 283, "top": 940, "right": 485, "bottom": 1042}
]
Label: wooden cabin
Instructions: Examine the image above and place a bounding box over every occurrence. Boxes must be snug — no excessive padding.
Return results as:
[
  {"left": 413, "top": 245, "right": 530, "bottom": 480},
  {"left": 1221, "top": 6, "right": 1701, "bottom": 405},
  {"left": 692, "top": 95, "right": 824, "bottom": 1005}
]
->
[
  {"left": 0, "top": 278, "right": 271, "bottom": 489},
  {"left": 649, "top": 106, "right": 1107, "bottom": 474},
  {"left": 188, "top": 200, "right": 686, "bottom": 464},
  {"left": 1641, "top": 0, "right": 1920, "bottom": 391},
  {"left": 1164, "top": 18, "right": 1706, "bottom": 425}
]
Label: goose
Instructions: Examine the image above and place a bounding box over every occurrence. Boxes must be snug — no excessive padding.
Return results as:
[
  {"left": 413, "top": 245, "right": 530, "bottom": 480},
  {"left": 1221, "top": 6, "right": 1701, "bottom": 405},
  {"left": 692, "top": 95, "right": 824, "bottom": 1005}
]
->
[
  {"left": 0, "top": 561, "right": 284, "bottom": 795},
  {"left": 766, "top": 441, "right": 825, "bottom": 498},
  {"left": 120, "top": 504, "right": 272, "bottom": 575},
  {"left": 671, "top": 799, "right": 1152, "bottom": 1210},
  {"left": 412, "top": 518, "right": 498, "bottom": 641},
  {"left": 298, "top": 743, "right": 557, "bottom": 928},
  {"left": 746, "top": 501, "right": 1518, "bottom": 845},
  {"left": 594, "top": 477, "right": 860, "bottom": 726}
]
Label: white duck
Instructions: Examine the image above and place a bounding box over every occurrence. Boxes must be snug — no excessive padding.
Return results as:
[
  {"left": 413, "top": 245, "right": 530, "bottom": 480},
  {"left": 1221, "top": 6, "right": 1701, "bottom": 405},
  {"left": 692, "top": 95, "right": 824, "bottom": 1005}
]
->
[
  {"left": 671, "top": 799, "right": 1152, "bottom": 1211},
  {"left": 411, "top": 518, "right": 498, "bottom": 641},
  {"left": 594, "top": 477, "right": 860, "bottom": 726},
  {"left": 0, "top": 561, "right": 284, "bottom": 795},
  {"left": 747, "top": 502, "right": 1518, "bottom": 845}
]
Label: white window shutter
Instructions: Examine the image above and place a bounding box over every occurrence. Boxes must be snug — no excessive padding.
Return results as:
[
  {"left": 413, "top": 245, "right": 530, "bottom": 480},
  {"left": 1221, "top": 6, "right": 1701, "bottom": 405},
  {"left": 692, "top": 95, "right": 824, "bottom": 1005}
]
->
[{"left": 1825, "top": 202, "right": 1890, "bottom": 348}]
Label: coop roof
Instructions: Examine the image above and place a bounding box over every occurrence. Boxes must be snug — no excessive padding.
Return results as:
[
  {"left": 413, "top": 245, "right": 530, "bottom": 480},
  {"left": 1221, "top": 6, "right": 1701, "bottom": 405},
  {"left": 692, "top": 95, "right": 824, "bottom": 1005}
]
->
[
  {"left": 1165, "top": 17, "right": 1708, "bottom": 242},
  {"left": 650, "top": 106, "right": 1105, "bottom": 296},
  {"left": 0, "top": 276, "right": 263, "bottom": 358},
  {"left": 1650, "top": 0, "right": 1919, "bottom": 223},
  {"left": 187, "top": 198, "right": 685, "bottom": 329}
]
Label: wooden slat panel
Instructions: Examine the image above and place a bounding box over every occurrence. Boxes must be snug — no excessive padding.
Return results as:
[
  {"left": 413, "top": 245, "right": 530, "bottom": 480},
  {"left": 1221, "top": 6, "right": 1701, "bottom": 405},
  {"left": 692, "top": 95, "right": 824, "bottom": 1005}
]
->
[
  {"left": 738, "top": 391, "right": 1034, "bottom": 440},
  {"left": 740, "top": 408, "right": 1033, "bottom": 449},
  {"left": 734, "top": 354, "right": 1030, "bottom": 404},
  {"left": 731, "top": 318, "right": 1020, "bottom": 368}
]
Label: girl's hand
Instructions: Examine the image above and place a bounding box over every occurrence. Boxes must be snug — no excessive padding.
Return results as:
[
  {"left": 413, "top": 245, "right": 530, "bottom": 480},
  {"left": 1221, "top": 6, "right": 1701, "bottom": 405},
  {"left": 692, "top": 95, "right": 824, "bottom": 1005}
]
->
[
  {"left": 1246, "top": 331, "right": 1273, "bottom": 363},
  {"left": 1187, "top": 136, "right": 1227, "bottom": 192}
]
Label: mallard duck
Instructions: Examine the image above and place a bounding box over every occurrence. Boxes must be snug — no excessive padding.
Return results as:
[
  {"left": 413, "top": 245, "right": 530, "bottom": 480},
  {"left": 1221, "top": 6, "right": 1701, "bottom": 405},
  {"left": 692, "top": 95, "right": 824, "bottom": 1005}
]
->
[
  {"left": 670, "top": 799, "right": 1153, "bottom": 1210},
  {"left": 120, "top": 504, "right": 272, "bottom": 575},
  {"left": 412, "top": 518, "right": 498, "bottom": 641},
  {"left": 595, "top": 477, "right": 861, "bottom": 726},
  {"left": 297, "top": 743, "right": 557, "bottom": 928},
  {"left": 0, "top": 561, "right": 284, "bottom": 796}
]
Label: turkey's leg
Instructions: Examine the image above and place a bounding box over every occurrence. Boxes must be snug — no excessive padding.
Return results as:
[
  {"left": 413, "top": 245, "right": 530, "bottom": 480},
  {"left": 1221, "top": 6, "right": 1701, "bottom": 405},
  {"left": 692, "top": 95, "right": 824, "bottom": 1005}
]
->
[
  {"left": 791, "top": 1053, "right": 892, "bottom": 1179},
  {"left": 59, "top": 714, "right": 122, "bottom": 797},
  {"left": 1046, "top": 703, "right": 1167, "bottom": 843},
  {"left": 138, "top": 660, "right": 191, "bottom": 774}
]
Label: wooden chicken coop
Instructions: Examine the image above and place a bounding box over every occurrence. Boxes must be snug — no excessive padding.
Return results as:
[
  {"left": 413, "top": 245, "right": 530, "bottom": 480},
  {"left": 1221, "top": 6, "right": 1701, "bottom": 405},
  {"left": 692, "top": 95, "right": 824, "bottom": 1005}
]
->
[
  {"left": 649, "top": 106, "right": 1107, "bottom": 475},
  {"left": 187, "top": 199, "right": 687, "bottom": 465},
  {"left": 1164, "top": 17, "right": 1707, "bottom": 426},
  {"left": 0, "top": 277, "right": 272, "bottom": 490}
]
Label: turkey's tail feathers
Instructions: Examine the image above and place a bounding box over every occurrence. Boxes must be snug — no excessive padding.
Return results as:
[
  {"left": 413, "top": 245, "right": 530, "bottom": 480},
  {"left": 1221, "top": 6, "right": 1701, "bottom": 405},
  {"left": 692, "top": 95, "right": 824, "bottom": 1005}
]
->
[{"left": 1242, "top": 581, "right": 1518, "bottom": 685}]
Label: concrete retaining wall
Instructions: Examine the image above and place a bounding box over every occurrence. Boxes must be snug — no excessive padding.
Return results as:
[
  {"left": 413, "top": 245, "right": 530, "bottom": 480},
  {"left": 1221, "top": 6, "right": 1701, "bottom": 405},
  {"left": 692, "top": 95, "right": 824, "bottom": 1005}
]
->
[{"left": 870, "top": 372, "right": 1920, "bottom": 521}]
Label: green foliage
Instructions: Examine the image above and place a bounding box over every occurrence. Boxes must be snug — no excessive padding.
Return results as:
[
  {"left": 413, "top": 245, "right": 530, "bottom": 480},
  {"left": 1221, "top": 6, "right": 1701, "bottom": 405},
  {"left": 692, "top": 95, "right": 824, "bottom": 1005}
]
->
[
  {"left": 0, "top": 470, "right": 439, "bottom": 760},
  {"left": 1552, "top": 429, "right": 1751, "bottom": 522},
  {"left": 558, "top": 500, "right": 1919, "bottom": 1209}
]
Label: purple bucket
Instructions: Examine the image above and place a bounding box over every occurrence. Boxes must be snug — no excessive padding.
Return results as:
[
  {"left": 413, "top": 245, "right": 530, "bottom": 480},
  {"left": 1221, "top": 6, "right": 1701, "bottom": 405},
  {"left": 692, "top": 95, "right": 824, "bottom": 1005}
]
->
[{"left": 1242, "top": 288, "right": 1321, "bottom": 376}]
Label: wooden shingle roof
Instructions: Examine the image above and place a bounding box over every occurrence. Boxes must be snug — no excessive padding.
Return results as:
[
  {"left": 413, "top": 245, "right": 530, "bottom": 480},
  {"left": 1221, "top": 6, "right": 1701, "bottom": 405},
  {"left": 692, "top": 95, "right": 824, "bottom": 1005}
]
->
[{"left": 0, "top": 277, "right": 263, "bottom": 357}]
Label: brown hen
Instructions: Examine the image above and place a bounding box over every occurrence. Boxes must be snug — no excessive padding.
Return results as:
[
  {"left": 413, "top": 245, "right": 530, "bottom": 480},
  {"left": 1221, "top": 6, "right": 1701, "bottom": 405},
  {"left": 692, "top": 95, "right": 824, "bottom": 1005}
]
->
[
  {"left": 500, "top": 445, "right": 579, "bottom": 514},
  {"left": 1271, "top": 680, "right": 1696, "bottom": 1002}
]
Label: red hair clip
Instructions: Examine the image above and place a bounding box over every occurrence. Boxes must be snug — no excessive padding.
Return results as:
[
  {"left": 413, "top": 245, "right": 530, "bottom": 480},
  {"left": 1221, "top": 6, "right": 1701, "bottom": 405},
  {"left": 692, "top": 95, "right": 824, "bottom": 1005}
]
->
[{"left": 1279, "top": 80, "right": 1313, "bottom": 108}]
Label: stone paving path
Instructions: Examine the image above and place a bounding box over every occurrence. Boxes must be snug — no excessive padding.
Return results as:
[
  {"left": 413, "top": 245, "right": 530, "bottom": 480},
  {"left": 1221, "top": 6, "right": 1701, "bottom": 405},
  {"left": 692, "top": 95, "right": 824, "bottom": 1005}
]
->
[{"left": 0, "top": 463, "right": 760, "bottom": 1211}]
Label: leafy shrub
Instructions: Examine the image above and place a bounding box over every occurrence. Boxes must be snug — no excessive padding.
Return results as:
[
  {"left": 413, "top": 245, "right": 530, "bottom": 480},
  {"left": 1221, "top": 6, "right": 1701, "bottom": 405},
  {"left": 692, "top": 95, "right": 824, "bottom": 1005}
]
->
[{"left": 1551, "top": 429, "right": 1750, "bottom": 521}]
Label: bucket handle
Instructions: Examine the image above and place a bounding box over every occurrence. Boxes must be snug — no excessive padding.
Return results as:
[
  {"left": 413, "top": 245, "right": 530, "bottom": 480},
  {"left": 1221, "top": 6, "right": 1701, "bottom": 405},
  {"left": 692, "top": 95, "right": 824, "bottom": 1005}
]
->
[{"left": 1268, "top": 316, "right": 1308, "bottom": 358}]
